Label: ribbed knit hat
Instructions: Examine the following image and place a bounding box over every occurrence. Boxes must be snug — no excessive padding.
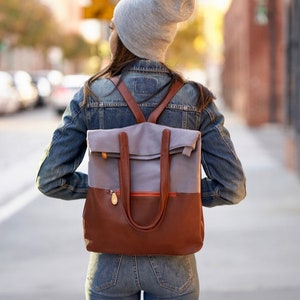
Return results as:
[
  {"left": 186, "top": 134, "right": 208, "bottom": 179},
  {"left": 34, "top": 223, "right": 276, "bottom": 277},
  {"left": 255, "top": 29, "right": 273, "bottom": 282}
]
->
[{"left": 113, "top": 0, "right": 195, "bottom": 62}]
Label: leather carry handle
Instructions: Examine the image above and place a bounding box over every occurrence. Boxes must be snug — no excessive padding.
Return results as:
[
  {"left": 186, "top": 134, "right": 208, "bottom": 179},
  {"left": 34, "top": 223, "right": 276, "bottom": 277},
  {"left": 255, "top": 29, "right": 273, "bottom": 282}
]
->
[
  {"left": 118, "top": 129, "right": 171, "bottom": 231},
  {"left": 110, "top": 77, "right": 184, "bottom": 124}
]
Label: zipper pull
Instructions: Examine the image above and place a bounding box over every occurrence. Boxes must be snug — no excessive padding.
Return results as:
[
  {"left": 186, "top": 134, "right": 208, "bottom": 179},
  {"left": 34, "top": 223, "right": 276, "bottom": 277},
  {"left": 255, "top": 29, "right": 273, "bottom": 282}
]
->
[{"left": 110, "top": 190, "right": 118, "bottom": 206}]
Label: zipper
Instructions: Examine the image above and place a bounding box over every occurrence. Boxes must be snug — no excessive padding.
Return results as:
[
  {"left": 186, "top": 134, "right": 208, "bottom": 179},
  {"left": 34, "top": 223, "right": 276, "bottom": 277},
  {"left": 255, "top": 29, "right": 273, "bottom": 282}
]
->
[
  {"left": 109, "top": 190, "right": 176, "bottom": 198},
  {"left": 108, "top": 190, "right": 176, "bottom": 206}
]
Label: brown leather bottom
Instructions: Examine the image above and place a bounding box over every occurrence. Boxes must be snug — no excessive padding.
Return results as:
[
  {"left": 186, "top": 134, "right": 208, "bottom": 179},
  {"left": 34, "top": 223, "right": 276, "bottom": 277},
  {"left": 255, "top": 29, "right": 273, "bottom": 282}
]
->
[{"left": 83, "top": 187, "right": 204, "bottom": 255}]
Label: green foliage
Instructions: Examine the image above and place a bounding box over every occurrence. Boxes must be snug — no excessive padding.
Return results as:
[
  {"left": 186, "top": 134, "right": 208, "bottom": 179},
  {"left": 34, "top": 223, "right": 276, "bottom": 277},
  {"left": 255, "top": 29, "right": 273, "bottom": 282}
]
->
[
  {"left": 0, "top": 0, "right": 60, "bottom": 48},
  {"left": 0, "top": 0, "right": 91, "bottom": 61},
  {"left": 62, "top": 33, "right": 91, "bottom": 60},
  {"left": 166, "top": 9, "right": 207, "bottom": 70}
]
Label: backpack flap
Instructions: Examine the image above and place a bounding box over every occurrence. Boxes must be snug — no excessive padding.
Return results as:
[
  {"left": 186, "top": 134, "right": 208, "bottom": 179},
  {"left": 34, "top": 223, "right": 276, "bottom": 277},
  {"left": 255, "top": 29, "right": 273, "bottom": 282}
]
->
[
  {"left": 87, "top": 122, "right": 200, "bottom": 159},
  {"left": 87, "top": 122, "right": 201, "bottom": 193}
]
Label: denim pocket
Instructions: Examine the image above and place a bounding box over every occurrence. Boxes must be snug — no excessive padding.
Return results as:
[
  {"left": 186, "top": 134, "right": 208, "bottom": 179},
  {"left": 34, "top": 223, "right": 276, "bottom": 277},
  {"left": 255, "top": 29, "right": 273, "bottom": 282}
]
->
[
  {"left": 148, "top": 255, "right": 193, "bottom": 293},
  {"left": 86, "top": 253, "right": 122, "bottom": 292}
]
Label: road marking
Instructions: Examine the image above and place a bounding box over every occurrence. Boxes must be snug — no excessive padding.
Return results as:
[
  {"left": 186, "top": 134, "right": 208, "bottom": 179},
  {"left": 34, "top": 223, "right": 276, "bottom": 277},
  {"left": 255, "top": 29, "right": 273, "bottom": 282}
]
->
[{"left": 0, "top": 186, "right": 39, "bottom": 224}]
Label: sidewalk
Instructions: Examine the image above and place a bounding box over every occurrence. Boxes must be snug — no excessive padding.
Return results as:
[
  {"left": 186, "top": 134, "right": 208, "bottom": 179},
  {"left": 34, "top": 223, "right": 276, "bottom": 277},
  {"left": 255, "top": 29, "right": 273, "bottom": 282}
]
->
[
  {"left": 196, "top": 106, "right": 300, "bottom": 299},
  {"left": 1, "top": 106, "right": 299, "bottom": 300}
]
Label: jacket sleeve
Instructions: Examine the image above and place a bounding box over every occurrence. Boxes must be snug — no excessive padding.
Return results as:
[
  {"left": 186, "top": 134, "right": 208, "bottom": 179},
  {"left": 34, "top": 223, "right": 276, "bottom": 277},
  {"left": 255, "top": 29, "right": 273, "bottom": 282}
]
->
[
  {"left": 36, "top": 88, "right": 88, "bottom": 200},
  {"left": 199, "top": 101, "right": 246, "bottom": 207}
]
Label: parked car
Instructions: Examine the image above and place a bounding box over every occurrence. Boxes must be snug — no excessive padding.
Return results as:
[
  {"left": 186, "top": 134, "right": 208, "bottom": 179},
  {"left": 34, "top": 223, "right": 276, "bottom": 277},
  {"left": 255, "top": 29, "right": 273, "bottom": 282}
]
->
[
  {"left": 11, "top": 71, "right": 39, "bottom": 109},
  {"left": 49, "top": 74, "right": 89, "bottom": 114},
  {"left": 30, "top": 70, "right": 63, "bottom": 107},
  {"left": 0, "top": 71, "right": 20, "bottom": 115}
]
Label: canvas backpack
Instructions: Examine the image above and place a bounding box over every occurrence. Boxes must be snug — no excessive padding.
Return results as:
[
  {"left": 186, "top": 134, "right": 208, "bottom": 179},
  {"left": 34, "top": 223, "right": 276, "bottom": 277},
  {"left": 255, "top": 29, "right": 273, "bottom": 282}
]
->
[{"left": 83, "top": 78, "right": 204, "bottom": 255}]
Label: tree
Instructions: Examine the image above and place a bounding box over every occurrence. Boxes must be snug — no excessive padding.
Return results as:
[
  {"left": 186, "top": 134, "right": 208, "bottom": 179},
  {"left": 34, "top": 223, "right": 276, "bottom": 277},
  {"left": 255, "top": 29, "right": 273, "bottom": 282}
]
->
[
  {"left": 0, "top": 0, "right": 91, "bottom": 70},
  {"left": 61, "top": 32, "right": 91, "bottom": 60},
  {"left": 166, "top": 8, "right": 207, "bottom": 70},
  {"left": 0, "top": 0, "right": 60, "bottom": 49}
]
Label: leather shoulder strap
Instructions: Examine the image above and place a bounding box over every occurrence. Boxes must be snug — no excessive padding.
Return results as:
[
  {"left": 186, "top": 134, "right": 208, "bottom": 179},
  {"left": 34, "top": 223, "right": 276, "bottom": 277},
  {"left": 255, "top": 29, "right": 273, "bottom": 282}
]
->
[
  {"left": 147, "top": 80, "right": 184, "bottom": 123},
  {"left": 110, "top": 77, "right": 146, "bottom": 123},
  {"left": 110, "top": 77, "right": 184, "bottom": 124}
]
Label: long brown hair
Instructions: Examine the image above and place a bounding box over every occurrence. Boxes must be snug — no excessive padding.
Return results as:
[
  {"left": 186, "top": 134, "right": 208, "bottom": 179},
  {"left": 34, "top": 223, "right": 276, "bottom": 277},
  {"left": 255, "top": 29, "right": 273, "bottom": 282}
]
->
[
  {"left": 83, "top": 35, "right": 214, "bottom": 111},
  {"left": 83, "top": 36, "right": 139, "bottom": 104}
]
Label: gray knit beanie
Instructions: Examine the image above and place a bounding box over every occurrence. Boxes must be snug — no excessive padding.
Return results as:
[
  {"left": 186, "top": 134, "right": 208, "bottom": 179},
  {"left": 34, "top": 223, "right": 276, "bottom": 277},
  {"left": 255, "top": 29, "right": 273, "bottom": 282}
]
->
[{"left": 113, "top": 0, "right": 195, "bottom": 62}]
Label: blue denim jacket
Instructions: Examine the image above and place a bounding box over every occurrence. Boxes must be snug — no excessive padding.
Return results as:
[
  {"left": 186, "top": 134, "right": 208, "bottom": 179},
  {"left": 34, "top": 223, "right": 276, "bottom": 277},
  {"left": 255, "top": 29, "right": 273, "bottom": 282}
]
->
[{"left": 36, "top": 60, "right": 246, "bottom": 207}]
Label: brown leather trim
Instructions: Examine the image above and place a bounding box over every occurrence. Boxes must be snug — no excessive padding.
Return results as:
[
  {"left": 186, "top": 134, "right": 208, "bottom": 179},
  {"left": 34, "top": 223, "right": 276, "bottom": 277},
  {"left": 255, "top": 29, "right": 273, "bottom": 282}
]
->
[
  {"left": 147, "top": 80, "right": 184, "bottom": 123},
  {"left": 110, "top": 77, "right": 184, "bottom": 124},
  {"left": 110, "top": 77, "right": 146, "bottom": 123},
  {"left": 83, "top": 187, "right": 204, "bottom": 255},
  {"left": 118, "top": 130, "right": 171, "bottom": 231}
]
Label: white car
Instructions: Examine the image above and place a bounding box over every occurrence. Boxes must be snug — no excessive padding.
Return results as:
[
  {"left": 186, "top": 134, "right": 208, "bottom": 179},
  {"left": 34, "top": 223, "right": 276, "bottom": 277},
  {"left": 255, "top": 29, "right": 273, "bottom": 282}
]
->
[
  {"left": 12, "top": 71, "right": 39, "bottom": 109},
  {"left": 0, "top": 72, "right": 20, "bottom": 114},
  {"left": 50, "top": 74, "right": 90, "bottom": 114}
]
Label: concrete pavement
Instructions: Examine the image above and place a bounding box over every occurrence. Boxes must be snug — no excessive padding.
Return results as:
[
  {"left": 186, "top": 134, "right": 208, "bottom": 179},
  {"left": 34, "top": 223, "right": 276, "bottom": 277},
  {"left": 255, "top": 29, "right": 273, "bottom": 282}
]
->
[
  {"left": 196, "top": 106, "right": 300, "bottom": 299},
  {"left": 1, "top": 106, "right": 300, "bottom": 300}
]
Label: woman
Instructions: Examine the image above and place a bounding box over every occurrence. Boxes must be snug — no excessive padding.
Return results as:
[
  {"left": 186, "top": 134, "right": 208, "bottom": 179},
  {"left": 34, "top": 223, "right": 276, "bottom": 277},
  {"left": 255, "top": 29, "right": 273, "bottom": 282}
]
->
[{"left": 36, "top": 0, "right": 246, "bottom": 299}]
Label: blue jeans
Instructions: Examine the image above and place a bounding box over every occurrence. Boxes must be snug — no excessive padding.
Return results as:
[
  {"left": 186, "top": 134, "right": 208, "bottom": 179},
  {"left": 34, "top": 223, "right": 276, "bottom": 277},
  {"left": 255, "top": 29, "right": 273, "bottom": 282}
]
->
[{"left": 85, "top": 253, "right": 199, "bottom": 299}]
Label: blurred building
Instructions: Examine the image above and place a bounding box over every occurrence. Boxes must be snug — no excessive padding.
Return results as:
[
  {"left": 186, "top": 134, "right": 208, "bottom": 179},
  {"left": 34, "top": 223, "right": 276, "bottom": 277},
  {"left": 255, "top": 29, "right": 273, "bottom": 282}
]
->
[
  {"left": 0, "top": 0, "right": 82, "bottom": 71},
  {"left": 0, "top": 0, "right": 113, "bottom": 72},
  {"left": 222, "top": 0, "right": 300, "bottom": 175},
  {"left": 285, "top": 0, "right": 300, "bottom": 174},
  {"left": 222, "top": 0, "right": 285, "bottom": 126},
  {"left": 42, "top": 0, "right": 112, "bottom": 73},
  {"left": 40, "top": 0, "right": 81, "bottom": 34}
]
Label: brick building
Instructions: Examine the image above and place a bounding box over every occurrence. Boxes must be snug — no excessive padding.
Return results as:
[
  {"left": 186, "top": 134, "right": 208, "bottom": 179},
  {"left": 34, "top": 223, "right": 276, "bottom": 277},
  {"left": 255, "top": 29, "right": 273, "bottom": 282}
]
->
[
  {"left": 222, "top": 0, "right": 285, "bottom": 126},
  {"left": 223, "top": 0, "right": 300, "bottom": 175}
]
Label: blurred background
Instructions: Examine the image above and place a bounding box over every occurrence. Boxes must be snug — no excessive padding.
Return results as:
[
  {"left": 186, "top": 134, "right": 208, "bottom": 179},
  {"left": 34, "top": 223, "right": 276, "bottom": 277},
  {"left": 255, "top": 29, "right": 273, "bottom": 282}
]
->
[
  {"left": 1, "top": 0, "right": 299, "bottom": 171},
  {"left": 0, "top": 0, "right": 300, "bottom": 299}
]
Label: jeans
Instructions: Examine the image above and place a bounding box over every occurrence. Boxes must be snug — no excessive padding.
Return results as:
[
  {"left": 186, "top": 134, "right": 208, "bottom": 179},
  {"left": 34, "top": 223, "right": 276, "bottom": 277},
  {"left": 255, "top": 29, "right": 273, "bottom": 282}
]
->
[{"left": 85, "top": 253, "right": 199, "bottom": 299}]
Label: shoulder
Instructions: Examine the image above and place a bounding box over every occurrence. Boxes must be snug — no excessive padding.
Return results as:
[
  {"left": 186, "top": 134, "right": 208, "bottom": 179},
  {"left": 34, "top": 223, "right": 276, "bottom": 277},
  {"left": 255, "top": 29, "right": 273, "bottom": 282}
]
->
[
  {"left": 82, "top": 77, "right": 118, "bottom": 106},
  {"left": 89, "top": 77, "right": 115, "bottom": 96},
  {"left": 182, "top": 80, "right": 216, "bottom": 111}
]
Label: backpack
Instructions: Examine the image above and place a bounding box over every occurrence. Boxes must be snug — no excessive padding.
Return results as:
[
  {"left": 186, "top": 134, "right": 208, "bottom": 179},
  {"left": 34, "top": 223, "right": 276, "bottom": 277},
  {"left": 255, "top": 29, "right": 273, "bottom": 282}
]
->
[{"left": 83, "top": 78, "right": 204, "bottom": 255}]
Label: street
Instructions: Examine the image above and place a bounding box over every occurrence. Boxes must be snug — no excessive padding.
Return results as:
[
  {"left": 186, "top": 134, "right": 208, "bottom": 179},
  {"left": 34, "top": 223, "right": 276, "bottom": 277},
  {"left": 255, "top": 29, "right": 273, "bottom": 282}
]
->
[
  {"left": 0, "top": 108, "right": 88, "bottom": 299},
  {"left": 1, "top": 106, "right": 300, "bottom": 300}
]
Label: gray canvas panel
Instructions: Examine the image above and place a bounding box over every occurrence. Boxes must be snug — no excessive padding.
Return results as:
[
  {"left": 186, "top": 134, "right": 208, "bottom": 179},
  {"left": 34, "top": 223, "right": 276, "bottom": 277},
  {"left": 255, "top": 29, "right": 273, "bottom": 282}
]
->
[
  {"left": 87, "top": 124, "right": 201, "bottom": 193},
  {"left": 87, "top": 122, "right": 200, "bottom": 157}
]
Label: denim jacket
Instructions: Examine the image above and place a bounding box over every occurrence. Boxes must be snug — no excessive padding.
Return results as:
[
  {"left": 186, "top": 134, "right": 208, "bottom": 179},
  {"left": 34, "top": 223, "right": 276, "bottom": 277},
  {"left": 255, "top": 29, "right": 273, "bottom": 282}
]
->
[{"left": 36, "top": 60, "right": 246, "bottom": 207}]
